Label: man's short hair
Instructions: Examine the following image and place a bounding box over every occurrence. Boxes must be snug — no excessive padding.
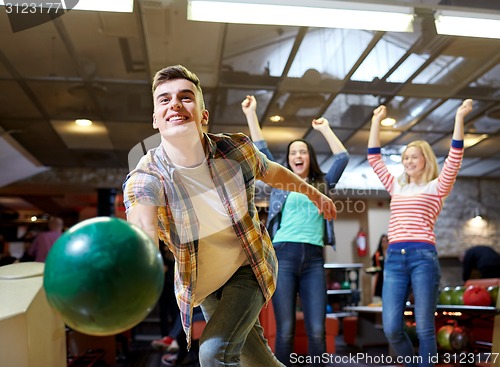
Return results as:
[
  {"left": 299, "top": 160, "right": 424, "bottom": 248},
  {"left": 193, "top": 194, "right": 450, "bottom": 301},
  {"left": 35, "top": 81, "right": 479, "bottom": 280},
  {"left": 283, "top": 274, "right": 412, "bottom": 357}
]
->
[{"left": 152, "top": 65, "right": 205, "bottom": 109}]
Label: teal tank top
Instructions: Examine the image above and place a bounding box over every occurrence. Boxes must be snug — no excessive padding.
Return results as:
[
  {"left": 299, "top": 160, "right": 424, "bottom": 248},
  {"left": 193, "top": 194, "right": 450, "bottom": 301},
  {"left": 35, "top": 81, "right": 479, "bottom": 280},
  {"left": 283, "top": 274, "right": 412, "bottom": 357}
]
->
[{"left": 272, "top": 191, "right": 324, "bottom": 246}]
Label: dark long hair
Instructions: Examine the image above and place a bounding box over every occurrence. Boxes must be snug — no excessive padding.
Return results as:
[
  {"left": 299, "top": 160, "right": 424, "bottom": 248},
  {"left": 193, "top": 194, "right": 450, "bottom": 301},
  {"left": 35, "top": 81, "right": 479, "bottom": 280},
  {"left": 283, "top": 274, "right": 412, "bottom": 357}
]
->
[
  {"left": 285, "top": 139, "right": 327, "bottom": 194},
  {"left": 376, "top": 234, "right": 388, "bottom": 255}
]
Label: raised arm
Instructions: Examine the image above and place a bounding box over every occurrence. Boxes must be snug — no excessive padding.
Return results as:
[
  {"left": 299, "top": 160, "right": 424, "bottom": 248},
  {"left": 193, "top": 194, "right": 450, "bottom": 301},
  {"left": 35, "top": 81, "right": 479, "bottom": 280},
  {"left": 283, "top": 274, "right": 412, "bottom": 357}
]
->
[
  {"left": 312, "top": 117, "right": 347, "bottom": 155},
  {"left": 262, "top": 160, "right": 337, "bottom": 220},
  {"left": 368, "top": 105, "right": 386, "bottom": 148},
  {"left": 313, "top": 117, "right": 349, "bottom": 187},
  {"left": 435, "top": 99, "right": 473, "bottom": 196},
  {"left": 367, "top": 105, "right": 395, "bottom": 192},
  {"left": 241, "top": 95, "right": 265, "bottom": 142},
  {"left": 453, "top": 99, "right": 473, "bottom": 141}
]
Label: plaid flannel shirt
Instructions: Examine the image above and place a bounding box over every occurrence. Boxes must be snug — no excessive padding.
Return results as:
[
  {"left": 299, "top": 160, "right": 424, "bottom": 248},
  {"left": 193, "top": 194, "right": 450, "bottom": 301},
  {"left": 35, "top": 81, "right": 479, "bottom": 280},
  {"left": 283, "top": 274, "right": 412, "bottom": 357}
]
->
[{"left": 123, "top": 132, "right": 278, "bottom": 347}]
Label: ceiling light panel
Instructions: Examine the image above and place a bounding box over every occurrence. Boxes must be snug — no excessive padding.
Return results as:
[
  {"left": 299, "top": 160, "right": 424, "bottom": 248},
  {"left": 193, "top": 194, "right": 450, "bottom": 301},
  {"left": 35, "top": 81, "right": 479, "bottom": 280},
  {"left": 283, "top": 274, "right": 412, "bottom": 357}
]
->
[
  {"left": 435, "top": 10, "right": 500, "bottom": 39},
  {"left": 188, "top": 0, "right": 415, "bottom": 32}
]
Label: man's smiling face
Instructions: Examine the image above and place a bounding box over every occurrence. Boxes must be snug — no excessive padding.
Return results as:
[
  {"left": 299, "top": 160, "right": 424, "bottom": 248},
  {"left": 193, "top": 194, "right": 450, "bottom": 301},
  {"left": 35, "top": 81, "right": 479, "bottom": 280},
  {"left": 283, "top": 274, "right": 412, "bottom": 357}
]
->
[{"left": 152, "top": 78, "right": 208, "bottom": 139}]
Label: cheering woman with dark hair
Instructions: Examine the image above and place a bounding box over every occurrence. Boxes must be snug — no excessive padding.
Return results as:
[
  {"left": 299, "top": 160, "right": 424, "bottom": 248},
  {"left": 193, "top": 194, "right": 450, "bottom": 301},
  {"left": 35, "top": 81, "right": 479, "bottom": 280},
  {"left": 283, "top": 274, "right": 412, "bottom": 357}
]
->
[{"left": 242, "top": 95, "right": 349, "bottom": 367}]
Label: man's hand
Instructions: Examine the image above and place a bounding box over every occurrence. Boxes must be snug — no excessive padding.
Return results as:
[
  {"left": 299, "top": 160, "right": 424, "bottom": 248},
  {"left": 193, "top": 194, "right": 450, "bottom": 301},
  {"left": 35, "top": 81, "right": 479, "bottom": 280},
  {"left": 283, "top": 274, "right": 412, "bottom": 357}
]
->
[
  {"left": 307, "top": 190, "right": 337, "bottom": 221},
  {"left": 263, "top": 161, "right": 337, "bottom": 220}
]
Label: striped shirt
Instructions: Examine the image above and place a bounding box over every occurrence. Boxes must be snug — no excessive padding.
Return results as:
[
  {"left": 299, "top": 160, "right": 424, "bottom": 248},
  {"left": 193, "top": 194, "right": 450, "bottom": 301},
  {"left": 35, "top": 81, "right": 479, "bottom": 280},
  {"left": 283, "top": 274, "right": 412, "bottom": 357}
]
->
[
  {"left": 367, "top": 140, "right": 464, "bottom": 246},
  {"left": 123, "top": 132, "right": 277, "bottom": 345}
]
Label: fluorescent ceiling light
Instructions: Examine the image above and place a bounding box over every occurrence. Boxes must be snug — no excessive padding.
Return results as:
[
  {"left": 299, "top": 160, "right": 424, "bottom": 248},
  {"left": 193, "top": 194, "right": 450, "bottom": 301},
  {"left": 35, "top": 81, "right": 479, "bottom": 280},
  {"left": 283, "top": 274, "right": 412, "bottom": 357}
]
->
[
  {"left": 435, "top": 10, "right": 500, "bottom": 39},
  {"left": 0, "top": 0, "right": 134, "bottom": 13},
  {"left": 188, "top": 0, "right": 415, "bottom": 32},
  {"left": 71, "top": 0, "right": 134, "bottom": 13}
]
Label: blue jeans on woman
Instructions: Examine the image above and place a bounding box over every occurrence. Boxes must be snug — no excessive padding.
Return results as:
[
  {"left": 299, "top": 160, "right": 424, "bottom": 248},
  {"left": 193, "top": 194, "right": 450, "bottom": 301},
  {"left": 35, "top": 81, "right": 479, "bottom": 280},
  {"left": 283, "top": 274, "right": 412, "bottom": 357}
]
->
[
  {"left": 272, "top": 242, "right": 326, "bottom": 367},
  {"left": 199, "top": 265, "right": 285, "bottom": 367},
  {"left": 382, "top": 245, "right": 441, "bottom": 367}
]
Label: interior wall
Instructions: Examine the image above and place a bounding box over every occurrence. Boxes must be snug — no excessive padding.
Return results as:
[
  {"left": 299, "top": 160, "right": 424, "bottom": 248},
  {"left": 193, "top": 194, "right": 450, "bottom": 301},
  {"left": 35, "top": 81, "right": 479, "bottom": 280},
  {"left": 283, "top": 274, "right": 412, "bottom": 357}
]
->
[
  {"left": 366, "top": 199, "right": 391, "bottom": 257},
  {"left": 435, "top": 178, "right": 500, "bottom": 256},
  {"left": 325, "top": 197, "right": 368, "bottom": 265}
]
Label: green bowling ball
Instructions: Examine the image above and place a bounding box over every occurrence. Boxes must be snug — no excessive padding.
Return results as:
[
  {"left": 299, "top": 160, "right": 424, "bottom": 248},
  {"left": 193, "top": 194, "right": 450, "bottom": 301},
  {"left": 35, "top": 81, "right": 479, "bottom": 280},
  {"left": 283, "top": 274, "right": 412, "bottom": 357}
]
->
[
  {"left": 450, "top": 286, "right": 465, "bottom": 305},
  {"left": 438, "top": 286, "right": 453, "bottom": 305},
  {"left": 44, "top": 217, "right": 164, "bottom": 336},
  {"left": 437, "top": 324, "right": 454, "bottom": 351}
]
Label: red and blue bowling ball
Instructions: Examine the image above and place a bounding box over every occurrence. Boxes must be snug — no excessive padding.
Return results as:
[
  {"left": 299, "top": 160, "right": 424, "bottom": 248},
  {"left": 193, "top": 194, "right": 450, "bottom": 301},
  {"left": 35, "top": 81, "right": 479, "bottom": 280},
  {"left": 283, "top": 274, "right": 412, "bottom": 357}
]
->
[
  {"left": 44, "top": 217, "right": 164, "bottom": 336},
  {"left": 463, "top": 285, "right": 491, "bottom": 307}
]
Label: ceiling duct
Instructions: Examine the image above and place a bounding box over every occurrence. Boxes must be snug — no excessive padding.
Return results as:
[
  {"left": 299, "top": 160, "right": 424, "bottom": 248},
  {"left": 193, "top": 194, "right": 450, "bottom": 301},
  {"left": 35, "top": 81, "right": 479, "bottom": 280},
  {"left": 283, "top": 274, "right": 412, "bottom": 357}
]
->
[
  {"left": 301, "top": 68, "right": 323, "bottom": 86},
  {"left": 281, "top": 94, "right": 325, "bottom": 116},
  {"left": 68, "top": 83, "right": 108, "bottom": 98},
  {"left": 439, "top": 0, "right": 500, "bottom": 11},
  {"left": 141, "top": 0, "right": 174, "bottom": 9},
  {"left": 486, "top": 107, "right": 500, "bottom": 120},
  {"left": 340, "top": 105, "right": 374, "bottom": 128}
]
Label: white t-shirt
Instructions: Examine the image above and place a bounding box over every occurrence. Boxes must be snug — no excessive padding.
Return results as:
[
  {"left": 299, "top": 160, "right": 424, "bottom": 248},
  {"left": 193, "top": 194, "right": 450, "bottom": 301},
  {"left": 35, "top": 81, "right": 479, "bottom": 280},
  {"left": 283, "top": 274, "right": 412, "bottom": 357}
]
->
[{"left": 175, "top": 159, "right": 248, "bottom": 306}]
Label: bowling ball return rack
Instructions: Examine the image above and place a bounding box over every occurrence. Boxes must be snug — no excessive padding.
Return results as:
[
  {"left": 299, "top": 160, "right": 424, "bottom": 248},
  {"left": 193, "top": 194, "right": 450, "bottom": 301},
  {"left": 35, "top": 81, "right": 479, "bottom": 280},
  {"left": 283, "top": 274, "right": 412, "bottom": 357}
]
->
[
  {"left": 407, "top": 304, "right": 499, "bottom": 365},
  {"left": 345, "top": 304, "right": 499, "bottom": 365}
]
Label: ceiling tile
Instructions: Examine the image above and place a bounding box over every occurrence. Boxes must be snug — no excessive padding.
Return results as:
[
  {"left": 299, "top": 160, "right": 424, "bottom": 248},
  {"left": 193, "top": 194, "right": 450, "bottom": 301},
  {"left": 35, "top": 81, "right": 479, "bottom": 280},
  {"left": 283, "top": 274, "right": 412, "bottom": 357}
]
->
[{"left": 50, "top": 120, "right": 113, "bottom": 149}]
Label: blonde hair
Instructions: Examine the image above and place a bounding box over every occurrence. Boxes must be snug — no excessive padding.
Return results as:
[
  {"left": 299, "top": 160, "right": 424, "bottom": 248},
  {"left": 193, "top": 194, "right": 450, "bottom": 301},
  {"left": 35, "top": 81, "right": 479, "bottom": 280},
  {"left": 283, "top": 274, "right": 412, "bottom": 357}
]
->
[{"left": 398, "top": 140, "right": 438, "bottom": 185}]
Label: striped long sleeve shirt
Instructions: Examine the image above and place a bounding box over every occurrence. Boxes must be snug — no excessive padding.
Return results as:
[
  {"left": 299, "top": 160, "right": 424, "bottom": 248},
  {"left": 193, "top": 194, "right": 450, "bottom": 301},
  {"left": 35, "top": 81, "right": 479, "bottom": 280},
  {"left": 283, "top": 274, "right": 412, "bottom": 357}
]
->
[{"left": 367, "top": 140, "right": 464, "bottom": 246}]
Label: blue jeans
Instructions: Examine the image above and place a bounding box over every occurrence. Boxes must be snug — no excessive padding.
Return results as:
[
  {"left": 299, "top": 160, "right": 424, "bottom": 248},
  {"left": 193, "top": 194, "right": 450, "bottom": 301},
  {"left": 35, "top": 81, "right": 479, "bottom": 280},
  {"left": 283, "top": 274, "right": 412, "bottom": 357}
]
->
[
  {"left": 199, "top": 265, "right": 285, "bottom": 367},
  {"left": 272, "top": 242, "right": 326, "bottom": 367},
  {"left": 382, "top": 246, "right": 441, "bottom": 367}
]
